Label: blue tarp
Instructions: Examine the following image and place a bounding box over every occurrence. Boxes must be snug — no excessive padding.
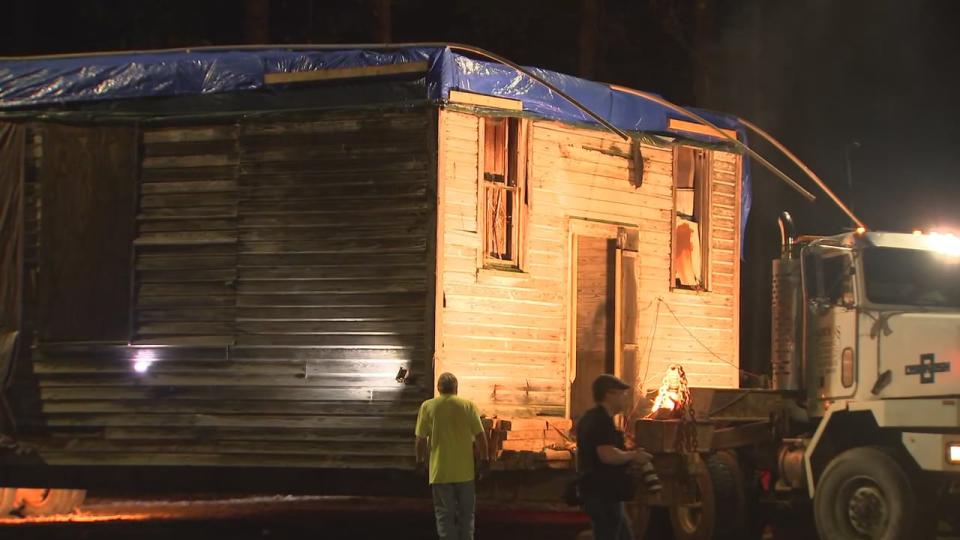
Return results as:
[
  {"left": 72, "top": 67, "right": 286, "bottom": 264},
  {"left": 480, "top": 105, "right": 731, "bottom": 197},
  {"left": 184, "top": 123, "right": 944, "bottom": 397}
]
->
[{"left": 0, "top": 46, "right": 750, "bottom": 246}]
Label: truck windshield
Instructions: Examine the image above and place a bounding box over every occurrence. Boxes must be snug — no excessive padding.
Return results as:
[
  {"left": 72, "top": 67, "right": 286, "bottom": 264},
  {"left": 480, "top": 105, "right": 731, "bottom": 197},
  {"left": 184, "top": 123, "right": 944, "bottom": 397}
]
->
[{"left": 863, "top": 247, "right": 960, "bottom": 308}]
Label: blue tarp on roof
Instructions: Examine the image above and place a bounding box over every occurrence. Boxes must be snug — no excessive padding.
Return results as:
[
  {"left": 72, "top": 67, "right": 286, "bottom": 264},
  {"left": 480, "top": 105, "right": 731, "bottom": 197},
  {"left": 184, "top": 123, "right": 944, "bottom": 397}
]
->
[{"left": 0, "top": 46, "right": 750, "bottom": 246}]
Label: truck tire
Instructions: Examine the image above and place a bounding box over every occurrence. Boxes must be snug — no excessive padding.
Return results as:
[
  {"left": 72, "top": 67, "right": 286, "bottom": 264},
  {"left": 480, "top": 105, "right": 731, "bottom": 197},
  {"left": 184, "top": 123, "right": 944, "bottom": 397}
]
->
[
  {"left": 814, "top": 446, "right": 933, "bottom": 540},
  {"left": 14, "top": 488, "right": 86, "bottom": 516},
  {"left": 669, "top": 451, "right": 759, "bottom": 540}
]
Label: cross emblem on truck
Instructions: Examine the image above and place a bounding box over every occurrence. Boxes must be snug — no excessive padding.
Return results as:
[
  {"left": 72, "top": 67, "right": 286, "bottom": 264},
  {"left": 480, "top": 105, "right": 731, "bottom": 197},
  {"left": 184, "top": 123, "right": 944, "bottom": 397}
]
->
[{"left": 904, "top": 353, "right": 950, "bottom": 384}]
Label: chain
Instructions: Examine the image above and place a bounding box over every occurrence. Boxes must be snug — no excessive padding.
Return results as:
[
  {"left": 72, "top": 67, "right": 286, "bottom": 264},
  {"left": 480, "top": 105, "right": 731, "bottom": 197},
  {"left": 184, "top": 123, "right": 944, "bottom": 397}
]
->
[
  {"left": 674, "top": 401, "right": 699, "bottom": 454},
  {"left": 671, "top": 366, "right": 699, "bottom": 454}
]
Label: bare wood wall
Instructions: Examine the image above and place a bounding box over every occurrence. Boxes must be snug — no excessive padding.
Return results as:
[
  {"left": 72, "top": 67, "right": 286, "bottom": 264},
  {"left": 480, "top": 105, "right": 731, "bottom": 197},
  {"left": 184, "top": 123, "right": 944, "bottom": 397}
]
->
[
  {"left": 12, "top": 106, "right": 435, "bottom": 469},
  {"left": 437, "top": 109, "right": 741, "bottom": 421}
]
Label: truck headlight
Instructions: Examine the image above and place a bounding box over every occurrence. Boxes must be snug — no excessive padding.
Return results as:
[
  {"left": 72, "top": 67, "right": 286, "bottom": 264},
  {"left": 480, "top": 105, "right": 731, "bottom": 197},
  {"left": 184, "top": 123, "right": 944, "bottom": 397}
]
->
[{"left": 949, "top": 444, "right": 960, "bottom": 465}]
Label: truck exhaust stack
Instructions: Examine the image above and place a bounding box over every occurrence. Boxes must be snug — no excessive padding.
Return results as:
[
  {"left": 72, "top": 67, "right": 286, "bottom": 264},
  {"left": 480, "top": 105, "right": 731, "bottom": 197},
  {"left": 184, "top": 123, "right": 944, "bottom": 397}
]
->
[{"left": 771, "top": 212, "right": 803, "bottom": 391}]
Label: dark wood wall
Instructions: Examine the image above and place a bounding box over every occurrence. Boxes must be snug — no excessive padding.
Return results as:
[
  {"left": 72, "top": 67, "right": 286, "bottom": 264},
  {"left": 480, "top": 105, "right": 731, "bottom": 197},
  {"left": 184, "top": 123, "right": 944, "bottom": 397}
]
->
[{"left": 9, "top": 105, "right": 436, "bottom": 470}]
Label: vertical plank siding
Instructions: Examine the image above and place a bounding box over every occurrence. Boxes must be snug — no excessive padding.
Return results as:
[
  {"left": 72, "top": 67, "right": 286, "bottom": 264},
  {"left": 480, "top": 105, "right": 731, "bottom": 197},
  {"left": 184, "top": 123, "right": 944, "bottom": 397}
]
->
[
  {"left": 11, "top": 107, "right": 435, "bottom": 468},
  {"left": 437, "top": 110, "right": 741, "bottom": 425}
]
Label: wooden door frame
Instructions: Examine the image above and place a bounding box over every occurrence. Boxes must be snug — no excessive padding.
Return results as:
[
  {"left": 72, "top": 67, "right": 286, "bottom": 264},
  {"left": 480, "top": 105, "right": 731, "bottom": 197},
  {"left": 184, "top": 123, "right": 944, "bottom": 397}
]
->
[{"left": 565, "top": 219, "right": 627, "bottom": 420}]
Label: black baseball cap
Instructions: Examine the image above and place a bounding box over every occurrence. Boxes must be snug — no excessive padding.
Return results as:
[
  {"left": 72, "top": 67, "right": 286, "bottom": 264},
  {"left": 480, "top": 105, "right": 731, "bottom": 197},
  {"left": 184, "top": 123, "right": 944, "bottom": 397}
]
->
[{"left": 592, "top": 374, "right": 630, "bottom": 401}]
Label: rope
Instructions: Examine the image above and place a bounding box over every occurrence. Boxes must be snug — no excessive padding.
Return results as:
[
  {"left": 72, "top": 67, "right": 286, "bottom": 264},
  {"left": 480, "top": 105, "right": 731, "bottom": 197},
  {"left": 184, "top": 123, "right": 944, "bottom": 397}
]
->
[
  {"left": 547, "top": 421, "right": 575, "bottom": 444},
  {"left": 706, "top": 390, "right": 751, "bottom": 417},
  {"left": 638, "top": 299, "right": 662, "bottom": 391},
  {"left": 624, "top": 299, "right": 662, "bottom": 425},
  {"left": 657, "top": 297, "right": 766, "bottom": 383}
]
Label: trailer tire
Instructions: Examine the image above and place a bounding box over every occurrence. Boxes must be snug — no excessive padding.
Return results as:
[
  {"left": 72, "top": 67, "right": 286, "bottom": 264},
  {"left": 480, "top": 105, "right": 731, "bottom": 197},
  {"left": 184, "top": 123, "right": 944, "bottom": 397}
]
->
[
  {"left": 668, "top": 451, "right": 760, "bottom": 540},
  {"left": 668, "top": 455, "right": 715, "bottom": 540},
  {"left": 624, "top": 502, "right": 671, "bottom": 539},
  {"left": 814, "top": 446, "right": 933, "bottom": 540},
  {"left": 640, "top": 507, "right": 672, "bottom": 539},
  {"left": 625, "top": 501, "right": 650, "bottom": 537},
  {"left": 14, "top": 488, "right": 86, "bottom": 516}
]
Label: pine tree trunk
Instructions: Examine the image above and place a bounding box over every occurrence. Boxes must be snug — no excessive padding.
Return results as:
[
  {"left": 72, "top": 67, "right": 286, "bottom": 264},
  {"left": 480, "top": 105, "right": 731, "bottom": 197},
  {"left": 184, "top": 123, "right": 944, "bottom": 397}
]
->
[
  {"left": 374, "top": 0, "right": 392, "bottom": 43},
  {"left": 578, "top": 0, "right": 600, "bottom": 79}
]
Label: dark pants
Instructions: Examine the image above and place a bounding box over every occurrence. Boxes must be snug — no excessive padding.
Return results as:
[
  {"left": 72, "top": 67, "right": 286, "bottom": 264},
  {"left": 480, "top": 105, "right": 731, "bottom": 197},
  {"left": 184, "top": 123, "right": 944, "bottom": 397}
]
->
[
  {"left": 582, "top": 491, "right": 633, "bottom": 540},
  {"left": 431, "top": 481, "right": 476, "bottom": 540}
]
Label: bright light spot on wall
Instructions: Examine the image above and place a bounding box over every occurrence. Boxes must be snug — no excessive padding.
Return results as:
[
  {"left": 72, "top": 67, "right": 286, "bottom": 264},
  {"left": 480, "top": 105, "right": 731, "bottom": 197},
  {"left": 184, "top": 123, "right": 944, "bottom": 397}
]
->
[{"left": 133, "top": 350, "right": 156, "bottom": 374}]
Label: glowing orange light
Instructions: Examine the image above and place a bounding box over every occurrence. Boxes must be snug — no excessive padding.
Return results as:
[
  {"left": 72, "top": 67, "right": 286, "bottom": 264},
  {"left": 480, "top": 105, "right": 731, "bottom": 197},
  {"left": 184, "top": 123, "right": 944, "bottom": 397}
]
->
[
  {"left": 646, "top": 364, "right": 690, "bottom": 419},
  {"left": 855, "top": 227, "right": 866, "bottom": 235},
  {"left": 913, "top": 230, "right": 923, "bottom": 236}
]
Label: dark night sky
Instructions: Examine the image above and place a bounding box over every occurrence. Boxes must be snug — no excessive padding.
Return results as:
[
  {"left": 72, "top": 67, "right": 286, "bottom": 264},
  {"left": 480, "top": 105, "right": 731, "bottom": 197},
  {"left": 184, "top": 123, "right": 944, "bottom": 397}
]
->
[
  {"left": 3, "top": 0, "right": 959, "bottom": 374},
  {"left": 4, "top": 1, "right": 958, "bottom": 232}
]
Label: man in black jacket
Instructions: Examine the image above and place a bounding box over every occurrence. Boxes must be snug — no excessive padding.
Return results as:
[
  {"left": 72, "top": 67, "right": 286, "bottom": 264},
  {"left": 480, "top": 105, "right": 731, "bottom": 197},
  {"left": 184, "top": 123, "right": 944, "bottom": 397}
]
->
[{"left": 576, "top": 374, "right": 656, "bottom": 540}]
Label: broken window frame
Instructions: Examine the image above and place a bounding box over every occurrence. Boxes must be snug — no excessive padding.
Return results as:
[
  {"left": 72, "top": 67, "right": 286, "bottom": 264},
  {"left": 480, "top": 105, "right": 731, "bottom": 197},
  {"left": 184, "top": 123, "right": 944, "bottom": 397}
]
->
[
  {"left": 671, "top": 144, "right": 712, "bottom": 291},
  {"left": 479, "top": 116, "right": 526, "bottom": 270}
]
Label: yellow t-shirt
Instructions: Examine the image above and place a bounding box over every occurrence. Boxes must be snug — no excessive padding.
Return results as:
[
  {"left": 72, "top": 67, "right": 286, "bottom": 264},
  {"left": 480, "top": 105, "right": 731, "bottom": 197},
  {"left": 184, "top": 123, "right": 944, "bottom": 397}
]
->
[{"left": 415, "top": 394, "right": 484, "bottom": 484}]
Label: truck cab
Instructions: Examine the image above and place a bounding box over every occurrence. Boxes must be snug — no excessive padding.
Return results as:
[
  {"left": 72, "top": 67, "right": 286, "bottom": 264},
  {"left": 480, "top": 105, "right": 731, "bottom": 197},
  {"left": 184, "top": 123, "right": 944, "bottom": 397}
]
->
[
  {"left": 803, "top": 231, "right": 960, "bottom": 409},
  {"left": 794, "top": 230, "right": 960, "bottom": 538}
]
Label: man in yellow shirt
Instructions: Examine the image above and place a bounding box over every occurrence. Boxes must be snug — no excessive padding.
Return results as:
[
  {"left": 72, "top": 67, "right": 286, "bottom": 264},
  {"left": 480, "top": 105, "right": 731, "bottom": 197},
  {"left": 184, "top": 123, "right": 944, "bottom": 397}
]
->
[{"left": 415, "top": 372, "right": 488, "bottom": 540}]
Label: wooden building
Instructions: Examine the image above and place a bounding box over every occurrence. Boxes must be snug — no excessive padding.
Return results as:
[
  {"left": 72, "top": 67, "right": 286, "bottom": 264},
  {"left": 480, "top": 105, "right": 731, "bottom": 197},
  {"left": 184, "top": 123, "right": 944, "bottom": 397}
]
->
[
  {"left": 0, "top": 46, "right": 744, "bottom": 477},
  {"left": 437, "top": 99, "right": 742, "bottom": 426}
]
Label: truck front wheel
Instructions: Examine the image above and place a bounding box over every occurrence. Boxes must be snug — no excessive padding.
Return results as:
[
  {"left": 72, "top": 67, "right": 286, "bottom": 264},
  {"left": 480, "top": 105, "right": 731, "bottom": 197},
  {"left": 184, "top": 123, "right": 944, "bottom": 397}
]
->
[{"left": 814, "top": 446, "right": 932, "bottom": 540}]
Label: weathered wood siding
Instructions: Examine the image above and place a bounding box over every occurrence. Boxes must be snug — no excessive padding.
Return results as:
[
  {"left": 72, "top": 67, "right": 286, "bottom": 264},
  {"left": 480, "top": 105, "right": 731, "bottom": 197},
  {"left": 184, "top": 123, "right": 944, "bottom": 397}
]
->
[
  {"left": 436, "top": 109, "right": 740, "bottom": 421},
  {"left": 437, "top": 111, "right": 565, "bottom": 418},
  {"left": 11, "top": 106, "right": 435, "bottom": 469}
]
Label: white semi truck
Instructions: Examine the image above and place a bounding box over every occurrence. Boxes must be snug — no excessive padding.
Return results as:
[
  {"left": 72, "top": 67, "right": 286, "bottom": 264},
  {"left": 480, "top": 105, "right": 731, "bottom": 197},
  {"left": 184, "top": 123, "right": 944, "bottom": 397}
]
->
[{"left": 632, "top": 214, "right": 960, "bottom": 540}]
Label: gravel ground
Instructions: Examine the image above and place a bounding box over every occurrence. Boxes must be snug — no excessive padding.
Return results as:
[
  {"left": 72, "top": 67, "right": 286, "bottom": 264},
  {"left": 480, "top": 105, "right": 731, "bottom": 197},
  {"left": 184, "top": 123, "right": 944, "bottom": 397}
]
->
[
  {"left": 2, "top": 494, "right": 953, "bottom": 539},
  {"left": 0, "top": 494, "right": 589, "bottom": 540}
]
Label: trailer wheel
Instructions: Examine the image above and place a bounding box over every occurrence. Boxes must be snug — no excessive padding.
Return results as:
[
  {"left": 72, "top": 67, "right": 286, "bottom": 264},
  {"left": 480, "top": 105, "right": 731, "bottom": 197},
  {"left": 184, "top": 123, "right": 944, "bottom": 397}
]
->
[
  {"left": 14, "top": 488, "right": 86, "bottom": 516},
  {"left": 669, "top": 455, "right": 716, "bottom": 540},
  {"left": 669, "top": 451, "right": 758, "bottom": 540},
  {"left": 626, "top": 501, "right": 670, "bottom": 539},
  {"left": 637, "top": 506, "right": 672, "bottom": 539},
  {"left": 624, "top": 501, "right": 650, "bottom": 538},
  {"left": 814, "top": 446, "right": 933, "bottom": 540}
]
